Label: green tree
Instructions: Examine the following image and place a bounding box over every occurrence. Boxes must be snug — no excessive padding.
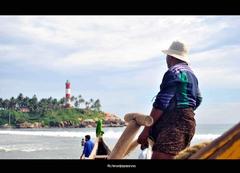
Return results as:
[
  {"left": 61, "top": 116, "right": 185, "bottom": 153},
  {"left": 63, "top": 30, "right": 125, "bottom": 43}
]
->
[
  {"left": 29, "top": 95, "right": 38, "bottom": 112},
  {"left": 16, "top": 93, "right": 24, "bottom": 109},
  {"left": 78, "top": 95, "right": 85, "bottom": 108},
  {"left": 9, "top": 97, "right": 16, "bottom": 110},
  {"left": 2, "top": 99, "right": 10, "bottom": 109},
  {"left": 22, "top": 96, "right": 30, "bottom": 108},
  {"left": 59, "top": 97, "right": 65, "bottom": 107},
  {"left": 74, "top": 100, "right": 79, "bottom": 108},
  {"left": 52, "top": 98, "right": 58, "bottom": 110},
  {"left": 93, "top": 99, "right": 101, "bottom": 111},
  {"left": 85, "top": 101, "right": 90, "bottom": 110},
  {"left": 70, "top": 96, "right": 75, "bottom": 103},
  {"left": 0, "top": 98, "right": 3, "bottom": 109},
  {"left": 89, "top": 98, "right": 94, "bottom": 110},
  {"left": 38, "top": 98, "right": 48, "bottom": 115}
]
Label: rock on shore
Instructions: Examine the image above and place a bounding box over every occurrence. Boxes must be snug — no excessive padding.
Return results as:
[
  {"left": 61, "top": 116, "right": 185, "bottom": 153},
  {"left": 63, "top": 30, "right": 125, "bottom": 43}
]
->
[{"left": 14, "top": 112, "right": 126, "bottom": 128}]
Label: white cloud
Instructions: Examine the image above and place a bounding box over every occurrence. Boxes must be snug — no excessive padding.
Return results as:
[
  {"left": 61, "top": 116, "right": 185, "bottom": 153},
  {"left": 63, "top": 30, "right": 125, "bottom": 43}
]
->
[
  {"left": 1, "top": 16, "right": 240, "bottom": 124},
  {"left": 190, "top": 45, "right": 240, "bottom": 89},
  {"left": 1, "top": 15, "right": 238, "bottom": 71}
]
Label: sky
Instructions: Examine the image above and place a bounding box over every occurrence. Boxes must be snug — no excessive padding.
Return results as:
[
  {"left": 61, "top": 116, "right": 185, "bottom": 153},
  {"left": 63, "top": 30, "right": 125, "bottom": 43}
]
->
[{"left": 0, "top": 15, "right": 240, "bottom": 124}]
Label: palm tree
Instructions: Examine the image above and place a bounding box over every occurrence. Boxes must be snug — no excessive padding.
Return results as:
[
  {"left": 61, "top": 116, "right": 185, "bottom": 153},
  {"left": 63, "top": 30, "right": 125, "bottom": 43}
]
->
[
  {"left": 52, "top": 98, "right": 58, "bottom": 110},
  {"left": 85, "top": 101, "right": 90, "bottom": 110},
  {"left": 47, "top": 97, "right": 53, "bottom": 109},
  {"left": 29, "top": 95, "right": 38, "bottom": 112},
  {"left": 74, "top": 100, "right": 79, "bottom": 108},
  {"left": 16, "top": 93, "right": 24, "bottom": 109},
  {"left": 59, "top": 97, "right": 65, "bottom": 108},
  {"left": 78, "top": 95, "right": 85, "bottom": 108},
  {"left": 9, "top": 97, "right": 16, "bottom": 110},
  {"left": 93, "top": 99, "right": 101, "bottom": 111},
  {"left": 70, "top": 96, "right": 75, "bottom": 102},
  {"left": 0, "top": 98, "right": 3, "bottom": 109},
  {"left": 3, "top": 99, "right": 10, "bottom": 109},
  {"left": 22, "top": 96, "right": 30, "bottom": 108},
  {"left": 89, "top": 98, "right": 94, "bottom": 110},
  {"left": 38, "top": 98, "right": 48, "bottom": 115},
  {"left": 69, "top": 96, "right": 75, "bottom": 107}
]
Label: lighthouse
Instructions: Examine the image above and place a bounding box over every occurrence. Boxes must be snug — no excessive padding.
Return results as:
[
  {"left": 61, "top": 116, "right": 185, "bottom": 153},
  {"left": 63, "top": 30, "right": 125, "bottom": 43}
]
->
[{"left": 65, "top": 80, "right": 71, "bottom": 108}]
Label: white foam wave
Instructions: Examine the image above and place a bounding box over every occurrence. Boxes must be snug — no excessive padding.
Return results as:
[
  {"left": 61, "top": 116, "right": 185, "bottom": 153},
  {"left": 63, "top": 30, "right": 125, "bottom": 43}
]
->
[
  {"left": 0, "top": 144, "right": 56, "bottom": 152},
  {"left": 0, "top": 130, "right": 123, "bottom": 139},
  {"left": 0, "top": 130, "right": 221, "bottom": 141}
]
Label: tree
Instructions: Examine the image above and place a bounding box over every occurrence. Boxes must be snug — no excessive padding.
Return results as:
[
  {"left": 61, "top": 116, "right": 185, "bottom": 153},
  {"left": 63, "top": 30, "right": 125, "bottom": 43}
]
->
[
  {"left": 29, "top": 95, "right": 38, "bottom": 112},
  {"left": 74, "top": 100, "right": 79, "bottom": 108},
  {"left": 2, "top": 99, "right": 10, "bottom": 109},
  {"left": 9, "top": 97, "right": 16, "bottom": 110},
  {"left": 92, "top": 99, "right": 101, "bottom": 111},
  {"left": 38, "top": 98, "right": 48, "bottom": 115},
  {"left": 78, "top": 95, "right": 85, "bottom": 108},
  {"left": 89, "top": 98, "right": 94, "bottom": 110},
  {"left": 70, "top": 96, "right": 75, "bottom": 102},
  {"left": 16, "top": 93, "right": 24, "bottom": 109},
  {"left": 85, "top": 101, "right": 90, "bottom": 110},
  {"left": 0, "top": 98, "right": 3, "bottom": 108},
  {"left": 59, "top": 97, "right": 65, "bottom": 107},
  {"left": 52, "top": 98, "right": 58, "bottom": 110},
  {"left": 22, "top": 96, "right": 30, "bottom": 108}
]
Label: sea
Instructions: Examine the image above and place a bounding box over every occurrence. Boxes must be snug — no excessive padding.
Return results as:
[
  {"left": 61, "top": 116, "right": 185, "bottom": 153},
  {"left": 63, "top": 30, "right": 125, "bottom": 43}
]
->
[{"left": 0, "top": 124, "right": 234, "bottom": 159}]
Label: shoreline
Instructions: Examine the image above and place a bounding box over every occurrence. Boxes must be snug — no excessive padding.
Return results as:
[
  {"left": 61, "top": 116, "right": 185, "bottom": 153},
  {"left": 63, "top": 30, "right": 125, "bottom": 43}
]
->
[{"left": 0, "top": 124, "right": 126, "bottom": 129}]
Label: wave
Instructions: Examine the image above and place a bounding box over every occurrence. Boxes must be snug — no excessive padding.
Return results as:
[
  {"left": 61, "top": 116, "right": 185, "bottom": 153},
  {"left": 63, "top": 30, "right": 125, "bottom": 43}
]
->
[
  {"left": 0, "top": 130, "right": 221, "bottom": 141},
  {"left": 0, "top": 144, "right": 57, "bottom": 152},
  {"left": 0, "top": 130, "right": 123, "bottom": 139}
]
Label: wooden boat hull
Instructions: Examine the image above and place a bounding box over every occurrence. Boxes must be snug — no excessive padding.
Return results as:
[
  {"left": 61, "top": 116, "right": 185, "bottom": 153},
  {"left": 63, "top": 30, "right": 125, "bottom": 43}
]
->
[
  {"left": 189, "top": 122, "right": 240, "bottom": 159},
  {"left": 88, "top": 137, "right": 111, "bottom": 159}
]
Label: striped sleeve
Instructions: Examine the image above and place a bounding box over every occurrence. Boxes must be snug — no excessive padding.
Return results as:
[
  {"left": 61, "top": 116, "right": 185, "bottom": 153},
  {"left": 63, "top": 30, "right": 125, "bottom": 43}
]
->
[{"left": 153, "top": 71, "right": 177, "bottom": 111}]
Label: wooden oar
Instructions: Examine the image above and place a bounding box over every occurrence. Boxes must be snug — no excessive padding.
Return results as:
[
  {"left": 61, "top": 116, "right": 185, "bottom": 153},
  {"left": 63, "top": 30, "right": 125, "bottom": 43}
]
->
[
  {"left": 108, "top": 113, "right": 153, "bottom": 159},
  {"left": 123, "top": 139, "right": 139, "bottom": 158}
]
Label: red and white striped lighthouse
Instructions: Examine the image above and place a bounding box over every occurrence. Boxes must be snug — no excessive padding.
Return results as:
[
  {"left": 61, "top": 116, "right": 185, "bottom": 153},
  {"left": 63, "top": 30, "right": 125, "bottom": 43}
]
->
[{"left": 65, "top": 80, "right": 71, "bottom": 108}]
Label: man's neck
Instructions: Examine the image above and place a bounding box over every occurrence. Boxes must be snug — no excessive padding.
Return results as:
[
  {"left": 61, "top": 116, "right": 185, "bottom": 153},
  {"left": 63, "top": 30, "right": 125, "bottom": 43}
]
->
[{"left": 169, "top": 62, "right": 187, "bottom": 69}]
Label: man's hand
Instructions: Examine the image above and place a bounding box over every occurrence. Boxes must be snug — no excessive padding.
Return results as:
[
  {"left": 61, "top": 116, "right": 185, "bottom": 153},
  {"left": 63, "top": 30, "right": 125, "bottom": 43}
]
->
[
  {"left": 137, "top": 107, "right": 163, "bottom": 147},
  {"left": 137, "top": 127, "right": 150, "bottom": 147}
]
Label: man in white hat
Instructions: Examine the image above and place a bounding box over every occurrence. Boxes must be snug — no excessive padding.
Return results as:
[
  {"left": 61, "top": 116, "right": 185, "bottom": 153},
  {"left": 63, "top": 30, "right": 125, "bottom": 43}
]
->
[{"left": 137, "top": 40, "right": 202, "bottom": 159}]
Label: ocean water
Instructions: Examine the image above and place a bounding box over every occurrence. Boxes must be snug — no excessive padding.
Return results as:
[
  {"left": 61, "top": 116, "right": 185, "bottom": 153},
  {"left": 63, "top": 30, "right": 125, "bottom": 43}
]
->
[{"left": 0, "top": 124, "right": 234, "bottom": 159}]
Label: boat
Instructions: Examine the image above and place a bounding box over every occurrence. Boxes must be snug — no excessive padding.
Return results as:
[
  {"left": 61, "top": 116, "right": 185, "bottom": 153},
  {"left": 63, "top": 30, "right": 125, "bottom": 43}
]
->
[
  {"left": 188, "top": 121, "right": 240, "bottom": 159},
  {"left": 88, "top": 137, "right": 111, "bottom": 159}
]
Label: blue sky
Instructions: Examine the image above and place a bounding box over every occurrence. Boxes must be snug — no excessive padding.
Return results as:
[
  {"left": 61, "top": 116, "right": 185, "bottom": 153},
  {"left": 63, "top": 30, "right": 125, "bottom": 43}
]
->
[{"left": 0, "top": 16, "right": 240, "bottom": 124}]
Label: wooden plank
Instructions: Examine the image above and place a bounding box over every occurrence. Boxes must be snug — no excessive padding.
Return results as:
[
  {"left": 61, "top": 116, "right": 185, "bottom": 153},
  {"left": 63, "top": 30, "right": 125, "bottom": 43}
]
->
[
  {"left": 124, "top": 113, "right": 153, "bottom": 126},
  {"left": 108, "top": 120, "right": 140, "bottom": 159},
  {"left": 108, "top": 114, "right": 153, "bottom": 159},
  {"left": 189, "top": 122, "right": 240, "bottom": 159}
]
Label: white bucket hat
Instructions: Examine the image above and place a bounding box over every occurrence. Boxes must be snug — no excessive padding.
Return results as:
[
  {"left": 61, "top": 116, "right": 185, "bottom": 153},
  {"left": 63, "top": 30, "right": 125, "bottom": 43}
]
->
[{"left": 162, "top": 40, "right": 189, "bottom": 63}]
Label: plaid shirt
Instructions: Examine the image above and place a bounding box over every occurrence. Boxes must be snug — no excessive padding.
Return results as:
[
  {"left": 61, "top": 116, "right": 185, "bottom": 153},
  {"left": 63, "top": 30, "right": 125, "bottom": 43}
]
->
[{"left": 153, "top": 63, "right": 202, "bottom": 111}]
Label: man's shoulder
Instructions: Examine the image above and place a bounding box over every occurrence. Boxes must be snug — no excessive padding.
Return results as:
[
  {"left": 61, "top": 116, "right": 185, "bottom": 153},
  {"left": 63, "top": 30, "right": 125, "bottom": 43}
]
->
[
  {"left": 163, "top": 69, "right": 177, "bottom": 79},
  {"left": 169, "top": 63, "right": 194, "bottom": 75}
]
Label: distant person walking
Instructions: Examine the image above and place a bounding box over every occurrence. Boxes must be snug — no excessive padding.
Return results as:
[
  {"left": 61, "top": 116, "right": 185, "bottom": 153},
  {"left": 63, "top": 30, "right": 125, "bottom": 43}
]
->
[
  {"left": 80, "top": 135, "right": 94, "bottom": 159},
  {"left": 81, "top": 138, "right": 85, "bottom": 147},
  {"left": 137, "top": 40, "right": 202, "bottom": 159}
]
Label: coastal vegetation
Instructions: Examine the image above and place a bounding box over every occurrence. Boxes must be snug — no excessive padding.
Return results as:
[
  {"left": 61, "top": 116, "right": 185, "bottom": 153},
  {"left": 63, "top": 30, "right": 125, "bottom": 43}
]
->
[{"left": 0, "top": 93, "right": 114, "bottom": 128}]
